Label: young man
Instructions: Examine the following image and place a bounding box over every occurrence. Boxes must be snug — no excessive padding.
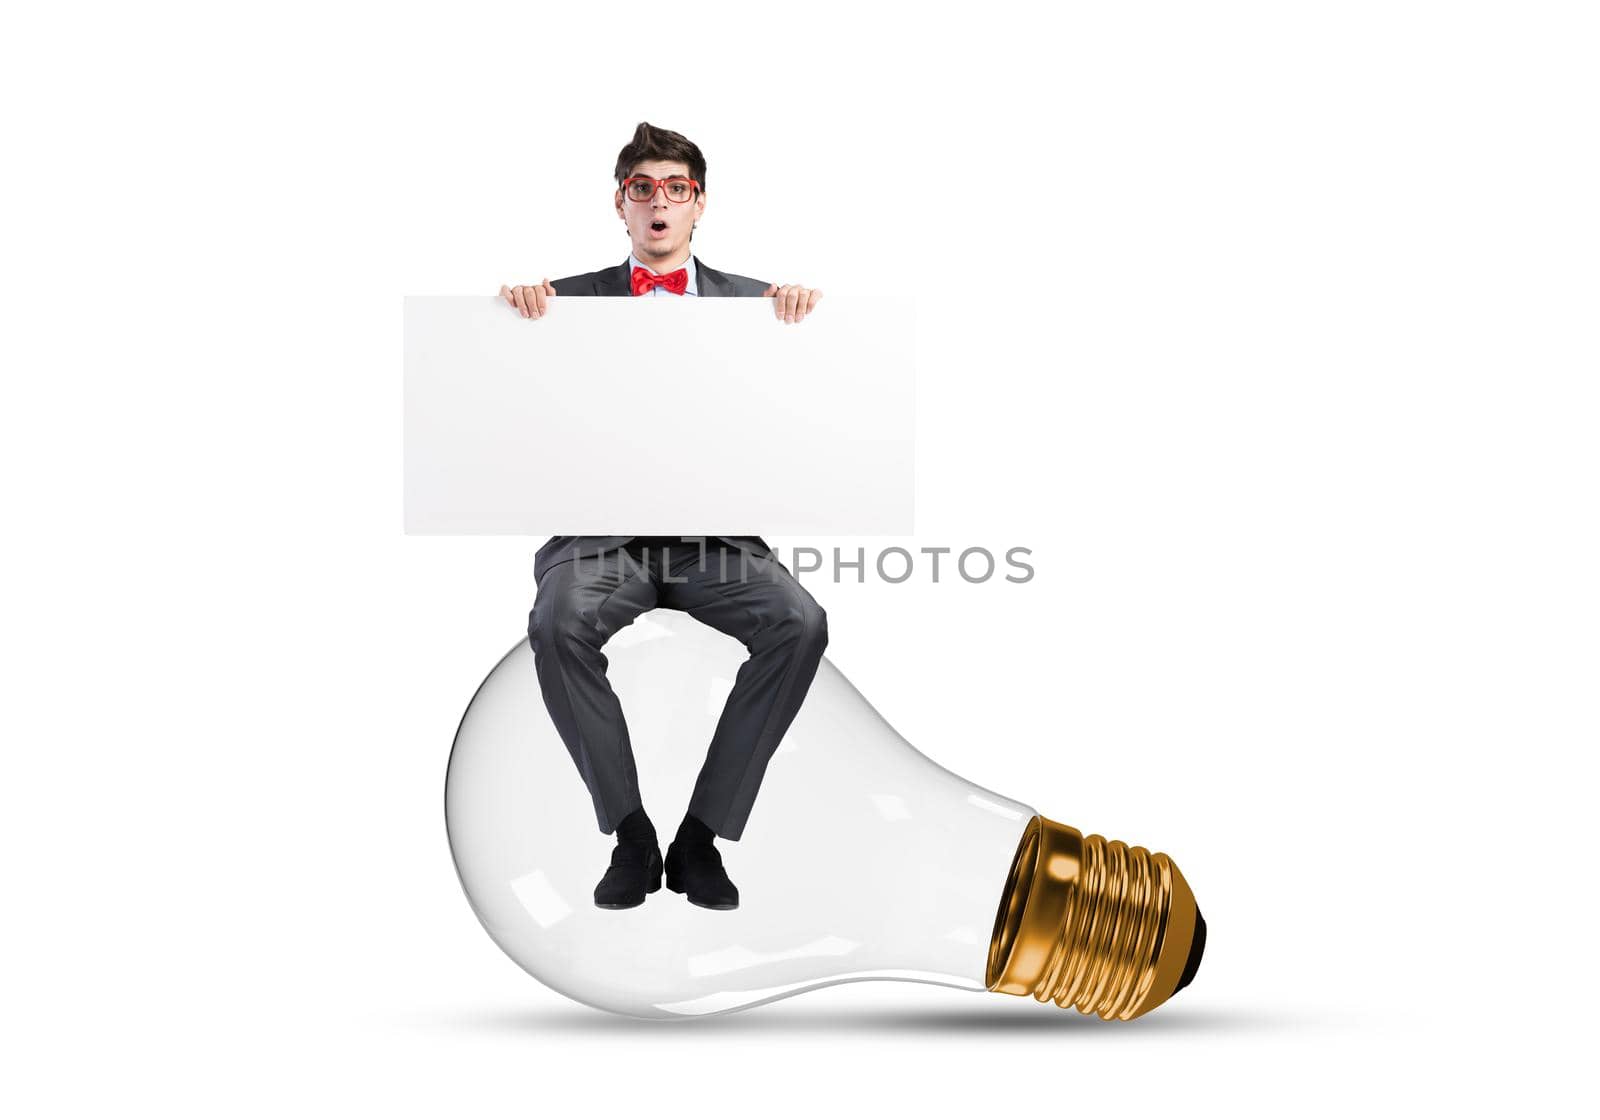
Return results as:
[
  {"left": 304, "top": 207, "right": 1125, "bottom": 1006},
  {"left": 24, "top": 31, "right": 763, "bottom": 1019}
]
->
[{"left": 499, "top": 122, "right": 828, "bottom": 912}]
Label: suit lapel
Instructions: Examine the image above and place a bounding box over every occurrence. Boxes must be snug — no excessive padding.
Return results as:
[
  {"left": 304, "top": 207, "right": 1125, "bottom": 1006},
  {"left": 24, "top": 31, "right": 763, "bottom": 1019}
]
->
[
  {"left": 694, "top": 257, "right": 730, "bottom": 297},
  {"left": 594, "top": 260, "right": 632, "bottom": 296}
]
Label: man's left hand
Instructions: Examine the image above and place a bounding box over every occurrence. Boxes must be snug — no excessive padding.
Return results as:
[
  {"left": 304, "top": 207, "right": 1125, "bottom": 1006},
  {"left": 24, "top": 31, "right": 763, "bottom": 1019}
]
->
[{"left": 761, "top": 284, "right": 823, "bottom": 324}]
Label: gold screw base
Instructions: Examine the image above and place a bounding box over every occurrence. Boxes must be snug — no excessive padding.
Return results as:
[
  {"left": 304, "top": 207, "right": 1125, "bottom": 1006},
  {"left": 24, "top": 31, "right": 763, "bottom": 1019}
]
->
[{"left": 986, "top": 815, "right": 1204, "bottom": 1020}]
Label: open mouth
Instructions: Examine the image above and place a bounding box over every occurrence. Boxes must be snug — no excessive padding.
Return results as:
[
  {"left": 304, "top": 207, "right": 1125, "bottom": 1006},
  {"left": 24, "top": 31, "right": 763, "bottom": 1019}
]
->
[{"left": 648, "top": 220, "right": 669, "bottom": 237}]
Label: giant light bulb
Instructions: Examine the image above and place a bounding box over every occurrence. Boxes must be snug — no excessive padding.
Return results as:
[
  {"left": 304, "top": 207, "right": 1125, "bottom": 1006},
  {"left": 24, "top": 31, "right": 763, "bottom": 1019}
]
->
[{"left": 445, "top": 610, "right": 1205, "bottom": 1019}]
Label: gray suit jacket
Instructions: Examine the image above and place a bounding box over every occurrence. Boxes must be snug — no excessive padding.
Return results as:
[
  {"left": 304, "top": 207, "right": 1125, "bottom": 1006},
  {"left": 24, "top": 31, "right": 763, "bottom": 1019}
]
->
[
  {"left": 533, "top": 257, "right": 774, "bottom": 581},
  {"left": 549, "top": 256, "right": 771, "bottom": 298}
]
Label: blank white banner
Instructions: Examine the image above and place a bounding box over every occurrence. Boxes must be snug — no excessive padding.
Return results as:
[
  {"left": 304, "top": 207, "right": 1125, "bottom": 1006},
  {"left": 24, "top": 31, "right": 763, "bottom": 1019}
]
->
[{"left": 403, "top": 296, "right": 914, "bottom": 535}]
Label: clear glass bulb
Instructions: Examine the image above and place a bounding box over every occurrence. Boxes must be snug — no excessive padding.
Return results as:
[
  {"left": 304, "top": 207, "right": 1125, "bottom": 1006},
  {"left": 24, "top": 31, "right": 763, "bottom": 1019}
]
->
[{"left": 445, "top": 610, "right": 1204, "bottom": 1019}]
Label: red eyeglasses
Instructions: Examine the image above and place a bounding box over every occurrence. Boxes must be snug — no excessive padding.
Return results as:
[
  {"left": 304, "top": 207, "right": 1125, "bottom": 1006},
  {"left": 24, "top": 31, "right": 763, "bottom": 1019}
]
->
[{"left": 621, "top": 176, "right": 701, "bottom": 203}]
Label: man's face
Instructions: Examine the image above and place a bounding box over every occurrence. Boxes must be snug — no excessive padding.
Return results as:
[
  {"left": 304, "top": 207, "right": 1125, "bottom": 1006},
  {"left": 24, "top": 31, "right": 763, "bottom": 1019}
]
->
[{"left": 615, "top": 158, "right": 706, "bottom": 266}]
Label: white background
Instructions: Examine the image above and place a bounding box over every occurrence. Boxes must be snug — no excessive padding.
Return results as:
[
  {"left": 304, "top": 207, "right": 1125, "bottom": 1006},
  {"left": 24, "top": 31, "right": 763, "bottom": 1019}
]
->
[{"left": 3, "top": 2, "right": 1596, "bottom": 1116}]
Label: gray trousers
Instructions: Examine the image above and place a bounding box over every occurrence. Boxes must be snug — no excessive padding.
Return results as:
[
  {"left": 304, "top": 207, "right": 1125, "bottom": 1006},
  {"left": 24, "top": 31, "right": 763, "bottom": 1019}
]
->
[{"left": 528, "top": 539, "right": 828, "bottom": 841}]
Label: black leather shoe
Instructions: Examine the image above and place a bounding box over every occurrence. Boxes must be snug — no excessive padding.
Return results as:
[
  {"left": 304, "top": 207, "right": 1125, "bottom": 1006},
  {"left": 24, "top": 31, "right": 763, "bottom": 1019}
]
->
[
  {"left": 593, "top": 843, "right": 663, "bottom": 909},
  {"left": 664, "top": 841, "right": 739, "bottom": 910}
]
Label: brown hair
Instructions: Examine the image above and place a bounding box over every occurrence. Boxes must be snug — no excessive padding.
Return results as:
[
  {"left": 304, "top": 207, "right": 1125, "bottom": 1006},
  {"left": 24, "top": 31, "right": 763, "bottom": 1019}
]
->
[{"left": 613, "top": 122, "right": 707, "bottom": 195}]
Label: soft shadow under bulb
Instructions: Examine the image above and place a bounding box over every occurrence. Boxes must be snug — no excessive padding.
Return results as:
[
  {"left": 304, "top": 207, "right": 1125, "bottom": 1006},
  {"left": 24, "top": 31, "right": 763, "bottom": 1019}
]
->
[{"left": 445, "top": 611, "right": 1205, "bottom": 1019}]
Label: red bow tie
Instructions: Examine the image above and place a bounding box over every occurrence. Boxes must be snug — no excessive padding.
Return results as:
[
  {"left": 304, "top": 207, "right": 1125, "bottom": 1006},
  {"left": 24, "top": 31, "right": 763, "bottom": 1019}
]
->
[{"left": 631, "top": 266, "right": 689, "bottom": 296}]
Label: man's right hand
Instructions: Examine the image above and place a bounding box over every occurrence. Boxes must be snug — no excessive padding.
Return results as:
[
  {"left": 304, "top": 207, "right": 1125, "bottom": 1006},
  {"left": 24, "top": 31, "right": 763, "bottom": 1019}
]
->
[{"left": 500, "top": 280, "right": 557, "bottom": 319}]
